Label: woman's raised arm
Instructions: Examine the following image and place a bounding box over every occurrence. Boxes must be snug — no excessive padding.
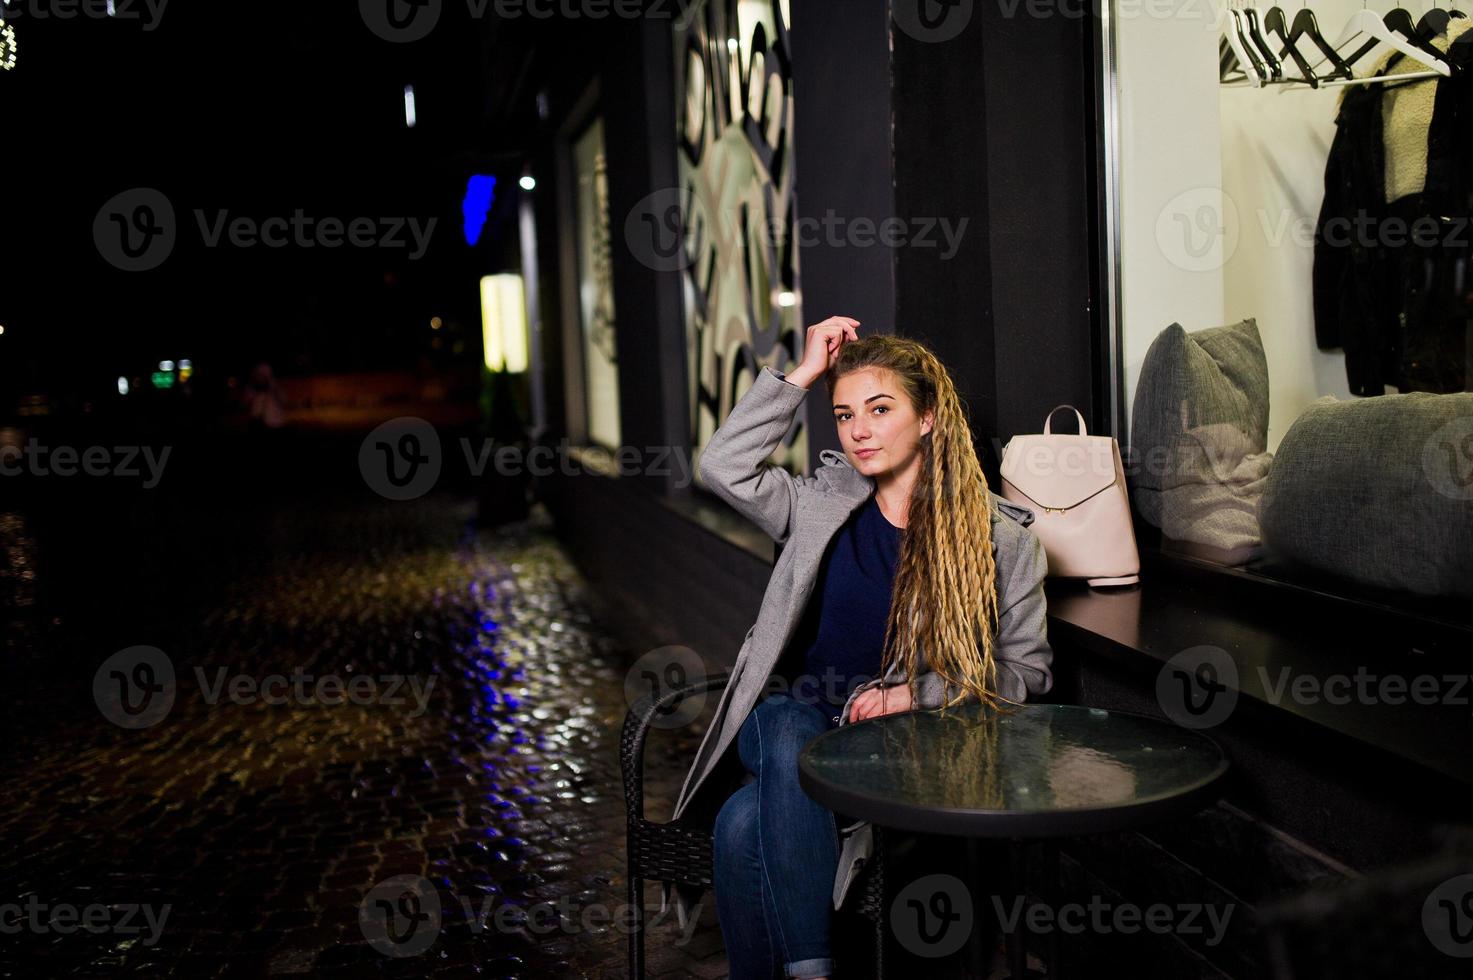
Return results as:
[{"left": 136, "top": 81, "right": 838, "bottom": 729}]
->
[
  {"left": 697, "top": 367, "right": 809, "bottom": 543},
  {"left": 696, "top": 317, "right": 860, "bottom": 544}
]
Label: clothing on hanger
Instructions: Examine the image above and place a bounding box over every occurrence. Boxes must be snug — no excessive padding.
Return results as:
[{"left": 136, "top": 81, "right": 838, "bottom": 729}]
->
[
  {"left": 1313, "top": 29, "right": 1473, "bottom": 396},
  {"left": 1375, "top": 16, "right": 1473, "bottom": 202}
]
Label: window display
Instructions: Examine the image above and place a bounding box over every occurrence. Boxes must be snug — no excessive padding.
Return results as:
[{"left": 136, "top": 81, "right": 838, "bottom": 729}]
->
[
  {"left": 573, "top": 116, "right": 622, "bottom": 450},
  {"left": 1103, "top": 0, "right": 1473, "bottom": 598},
  {"left": 674, "top": 0, "right": 806, "bottom": 485}
]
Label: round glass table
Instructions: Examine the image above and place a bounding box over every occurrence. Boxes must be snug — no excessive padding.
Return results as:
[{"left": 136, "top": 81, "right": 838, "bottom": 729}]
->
[
  {"left": 798, "top": 702, "right": 1230, "bottom": 977},
  {"left": 799, "top": 702, "right": 1229, "bottom": 838}
]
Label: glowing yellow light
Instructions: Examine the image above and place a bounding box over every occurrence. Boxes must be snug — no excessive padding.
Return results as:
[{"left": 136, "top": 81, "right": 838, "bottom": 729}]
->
[
  {"left": 480, "top": 274, "right": 528, "bottom": 373},
  {"left": 430, "top": 316, "right": 443, "bottom": 330}
]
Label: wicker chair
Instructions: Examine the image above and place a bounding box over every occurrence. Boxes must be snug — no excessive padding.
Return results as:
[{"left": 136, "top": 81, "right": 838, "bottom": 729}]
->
[{"left": 620, "top": 673, "right": 888, "bottom": 978}]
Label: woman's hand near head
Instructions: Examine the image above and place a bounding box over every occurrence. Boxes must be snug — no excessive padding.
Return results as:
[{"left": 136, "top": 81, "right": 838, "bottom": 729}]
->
[{"left": 784, "top": 316, "right": 860, "bottom": 390}]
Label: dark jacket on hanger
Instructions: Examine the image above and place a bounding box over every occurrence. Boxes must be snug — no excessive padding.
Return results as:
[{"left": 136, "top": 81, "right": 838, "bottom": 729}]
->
[{"left": 1312, "top": 33, "right": 1473, "bottom": 396}]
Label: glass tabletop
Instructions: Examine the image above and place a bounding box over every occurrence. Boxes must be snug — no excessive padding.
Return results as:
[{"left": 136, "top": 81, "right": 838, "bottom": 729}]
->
[{"left": 798, "top": 702, "right": 1230, "bottom": 838}]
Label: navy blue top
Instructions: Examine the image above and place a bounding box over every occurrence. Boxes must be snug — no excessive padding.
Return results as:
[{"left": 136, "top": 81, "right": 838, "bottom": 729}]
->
[{"left": 789, "top": 493, "right": 904, "bottom": 723}]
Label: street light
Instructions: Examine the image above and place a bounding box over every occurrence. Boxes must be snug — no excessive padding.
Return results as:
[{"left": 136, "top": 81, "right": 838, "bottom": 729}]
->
[{"left": 479, "top": 274, "right": 528, "bottom": 373}]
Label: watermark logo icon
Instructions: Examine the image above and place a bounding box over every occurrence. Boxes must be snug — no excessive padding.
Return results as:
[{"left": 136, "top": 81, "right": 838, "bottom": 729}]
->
[
  {"left": 625, "top": 188, "right": 693, "bottom": 273},
  {"left": 361, "top": 875, "right": 442, "bottom": 957},
  {"left": 892, "top": 0, "right": 975, "bottom": 43},
  {"left": 94, "top": 646, "right": 176, "bottom": 729},
  {"left": 1156, "top": 645, "right": 1239, "bottom": 729},
  {"left": 94, "top": 188, "right": 176, "bottom": 272},
  {"left": 623, "top": 646, "right": 708, "bottom": 729},
  {"left": 1156, "top": 187, "right": 1239, "bottom": 273},
  {"left": 891, "top": 873, "right": 973, "bottom": 958},
  {"left": 1423, "top": 874, "right": 1473, "bottom": 958},
  {"left": 1422, "top": 416, "right": 1473, "bottom": 502},
  {"left": 360, "top": 417, "right": 442, "bottom": 500},
  {"left": 360, "top": 0, "right": 442, "bottom": 42}
]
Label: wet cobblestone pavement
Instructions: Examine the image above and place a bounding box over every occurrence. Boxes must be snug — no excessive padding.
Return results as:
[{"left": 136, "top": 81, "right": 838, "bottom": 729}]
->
[{"left": 0, "top": 489, "right": 727, "bottom": 978}]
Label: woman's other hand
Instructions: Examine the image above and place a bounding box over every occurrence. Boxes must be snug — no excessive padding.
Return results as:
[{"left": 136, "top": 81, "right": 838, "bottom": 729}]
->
[{"left": 848, "top": 683, "right": 913, "bottom": 721}]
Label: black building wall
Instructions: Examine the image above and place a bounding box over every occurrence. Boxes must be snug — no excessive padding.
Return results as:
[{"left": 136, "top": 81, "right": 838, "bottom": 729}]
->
[
  {"left": 787, "top": 0, "right": 899, "bottom": 461},
  {"left": 538, "top": 0, "right": 1098, "bottom": 666},
  {"left": 892, "top": 2, "right": 1097, "bottom": 479}
]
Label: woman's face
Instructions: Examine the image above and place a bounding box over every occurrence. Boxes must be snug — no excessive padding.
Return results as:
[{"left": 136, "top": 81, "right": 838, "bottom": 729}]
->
[{"left": 831, "top": 367, "right": 934, "bottom": 480}]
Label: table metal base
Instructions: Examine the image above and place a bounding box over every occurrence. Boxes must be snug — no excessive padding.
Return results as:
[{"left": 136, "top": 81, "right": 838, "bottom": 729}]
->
[{"left": 964, "top": 838, "right": 1062, "bottom": 980}]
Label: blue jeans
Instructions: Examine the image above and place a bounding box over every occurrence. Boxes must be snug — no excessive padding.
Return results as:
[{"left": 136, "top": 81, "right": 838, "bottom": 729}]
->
[{"left": 713, "top": 692, "right": 840, "bottom": 979}]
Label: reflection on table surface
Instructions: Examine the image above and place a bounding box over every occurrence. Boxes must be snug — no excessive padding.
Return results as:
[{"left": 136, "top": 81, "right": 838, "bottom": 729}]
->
[{"left": 801, "top": 703, "right": 1226, "bottom": 813}]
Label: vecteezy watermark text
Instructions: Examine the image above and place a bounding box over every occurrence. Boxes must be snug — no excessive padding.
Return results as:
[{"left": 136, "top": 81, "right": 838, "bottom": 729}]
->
[
  {"left": 359, "top": 874, "right": 702, "bottom": 958},
  {"left": 888, "top": 873, "right": 1235, "bottom": 959},
  {"left": 1157, "top": 646, "right": 1473, "bottom": 730},
  {"left": 0, "top": 896, "right": 170, "bottom": 946},
  {"left": 0, "top": 0, "right": 168, "bottom": 30},
  {"left": 93, "top": 646, "right": 437, "bottom": 729},
  {"left": 94, "top": 188, "right": 438, "bottom": 272},
  {"left": 623, "top": 643, "right": 893, "bottom": 730},
  {"left": 0, "top": 440, "right": 170, "bottom": 487},
  {"left": 1156, "top": 186, "right": 1473, "bottom": 273},
  {"left": 359, "top": 418, "right": 700, "bottom": 500},
  {"left": 994, "top": 0, "right": 1220, "bottom": 23},
  {"left": 193, "top": 210, "right": 436, "bottom": 258},
  {"left": 623, "top": 188, "right": 970, "bottom": 273},
  {"left": 990, "top": 893, "right": 1234, "bottom": 945},
  {"left": 358, "top": 0, "right": 701, "bottom": 43},
  {"left": 194, "top": 667, "right": 437, "bottom": 716}
]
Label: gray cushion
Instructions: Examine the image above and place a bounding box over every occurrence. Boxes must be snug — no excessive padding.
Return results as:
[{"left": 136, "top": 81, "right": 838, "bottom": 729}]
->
[
  {"left": 1260, "top": 393, "right": 1473, "bottom": 598},
  {"left": 1130, "top": 319, "right": 1270, "bottom": 526}
]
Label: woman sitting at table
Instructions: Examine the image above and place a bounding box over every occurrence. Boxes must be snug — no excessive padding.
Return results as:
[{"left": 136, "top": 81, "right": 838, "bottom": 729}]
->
[{"left": 665, "top": 317, "right": 1055, "bottom": 980}]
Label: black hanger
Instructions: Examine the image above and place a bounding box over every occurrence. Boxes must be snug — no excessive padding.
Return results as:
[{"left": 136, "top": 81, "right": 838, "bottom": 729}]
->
[
  {"left": 1337, "top": 9, "right": 1415, "bottom": 71},
  {"left": 1230, "top": 8, "right": 1270, "bottom": 82},
  {"left": 1384, "top": 5, "right": 1420, "bottom": 38},
  {"left": 1242, "top": 7, "right": 1285, "bottom": 79},
  {"left": 1385, "top": 5, "right": 1452, "bottom": 63},
  {"left": 1286, "top": 8, "right": 1356, "bottom": 81},
  {"left": 1417, "top": 6, "right": 1452, "bottom": 37},
  {"left": 1265, "top": 6, "right": 1320, "bottom": 86}
]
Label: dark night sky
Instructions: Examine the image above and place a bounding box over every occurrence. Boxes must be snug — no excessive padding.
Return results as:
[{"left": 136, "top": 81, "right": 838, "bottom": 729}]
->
[{"left": 3, "top": 3, "right": 541, "bottom": 402}]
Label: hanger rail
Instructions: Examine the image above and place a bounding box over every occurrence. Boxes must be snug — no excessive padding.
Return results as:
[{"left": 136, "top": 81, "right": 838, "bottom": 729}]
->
[{"left": 1217, "top": 0, "right": 1458, "bottom": 88}]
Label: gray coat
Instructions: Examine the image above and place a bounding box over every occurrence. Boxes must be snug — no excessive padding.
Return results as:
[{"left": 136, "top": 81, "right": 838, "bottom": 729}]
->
[{"left": 659, "top": 364, "right": 1054, "bottom": 928}]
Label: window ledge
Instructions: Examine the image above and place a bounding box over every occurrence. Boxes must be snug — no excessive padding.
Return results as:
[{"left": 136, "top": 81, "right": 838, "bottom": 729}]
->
[
  {"left": 657, "top": 490, "right": 775, "bottom": 564},
  {"left": 1045, "top": 553, "right": 1473, "bottom": 786},
  {"left": 555, "top": 445, "right": 774, "bottom": 562}
]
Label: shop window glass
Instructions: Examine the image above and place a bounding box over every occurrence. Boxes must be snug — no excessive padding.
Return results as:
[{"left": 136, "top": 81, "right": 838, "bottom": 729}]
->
[
  {"left": 1102, "top": 2, "right": 1473, "bottom": 605},
  {"left": 573, "top": 116, "right": 621, "bottom": 450}
]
